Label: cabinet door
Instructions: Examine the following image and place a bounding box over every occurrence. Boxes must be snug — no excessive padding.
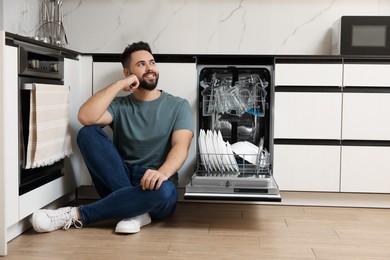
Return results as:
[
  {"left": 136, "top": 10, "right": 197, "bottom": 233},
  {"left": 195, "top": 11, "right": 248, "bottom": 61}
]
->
[
  {"left": 92, "top": 62, "right": 124, "bottom": 94},
  {"left": 274, "top": 92, "right": 342, "bottom": 139},
  {"left": 344, "top": 64, "right": 390, "bottom": 87},
  {"left": 3, "top": 45, "right": 19, "bottom": 227},
  {"left": 275, "top": 63, "right": 342, "bottom": 86},
  {"left": 273, "top": 144, "right": 341, "bottom": 192},
  {"left": 64, "top": 57, "right": 92, "bottom": 186},
  {"left": 341, "top": 146, "right": 390, "bottom": 193},
  {"left": 342, "top": 93, "right": 390, "bottom": 140},
  {"left": 92, "top": 62, "right": 123, "bottom": 147}
]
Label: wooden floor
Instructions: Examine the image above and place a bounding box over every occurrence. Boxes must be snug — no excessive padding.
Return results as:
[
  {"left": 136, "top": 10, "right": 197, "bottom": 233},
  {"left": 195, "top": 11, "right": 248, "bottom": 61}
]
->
[{"left": 6, "top": 201, "right": 390, "bottom": 259}]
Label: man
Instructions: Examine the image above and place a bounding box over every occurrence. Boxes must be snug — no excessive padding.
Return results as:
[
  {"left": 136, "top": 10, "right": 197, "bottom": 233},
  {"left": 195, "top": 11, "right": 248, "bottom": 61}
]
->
[{"left": 31, "top": 41, "right": 193, "bottom": 234}]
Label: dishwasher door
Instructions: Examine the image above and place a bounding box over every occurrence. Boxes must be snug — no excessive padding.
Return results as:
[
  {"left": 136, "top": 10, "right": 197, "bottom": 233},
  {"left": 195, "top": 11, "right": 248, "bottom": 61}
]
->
[{"left": 184, "top": 64, "right": 281, "bottom": 202}]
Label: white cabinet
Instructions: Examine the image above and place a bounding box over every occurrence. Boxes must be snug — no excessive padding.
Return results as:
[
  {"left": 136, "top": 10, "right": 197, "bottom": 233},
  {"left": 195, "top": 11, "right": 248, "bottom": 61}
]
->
[
  {"left": 17, "top": 57, "right": 85, "bottom": 221},
  {"left": 342, "top": 63, "right": 390, "bottom": 140},
  {"left": 1, "top": 39, "right": 18, "bottom": 255},
  {"left": 273, "top": 61, "right": 343, "bottom": 192},
  {"left": 344, "top": 64, "right": 390, "bottom": 87},
  {"left": 157, "top": 63, "right": 198, "bottom": 187},
  {"left": 3, "top": 45, "right": 18, "bottom": 228},
  {"left": 0, "top": 44, "right": 88, "bottom": 255},
  {"left": 64, "top": 56, "right": 93, "bottom": 186},
  {"left": 92, "top": 60, "right": 198, "bottom": 187},
  {"left": 92, "top": 62, "right": 124, "bottom": 94},
  {"left": 274, "top": 60, "right": 390, "bottom": 194},
  {"left": 342, "top": 93, "right": 390, "bottom": 140},
  {"left": 274, "top": 92, "right": 342, "bottom": 139},
  {"left": 341, "top": 146, "right": 390, "bottom": 193},
  {"left": 0, "top": 31, "right": 5, "bottom": 256},
  {"left": 340, "top": 62, "right": 390, "bottom": 193},
  {"left": 275, "top": 63, "right": 343, "bottom": 86},
  {"left": 273, "top": 145, "right": 340, "bottom": 192}
]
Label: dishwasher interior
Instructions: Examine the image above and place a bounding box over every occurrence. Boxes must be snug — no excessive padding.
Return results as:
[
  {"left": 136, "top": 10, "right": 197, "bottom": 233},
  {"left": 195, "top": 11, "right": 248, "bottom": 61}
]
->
[{"left": 184, "top": 64, "right": 281, "bottom": 201}]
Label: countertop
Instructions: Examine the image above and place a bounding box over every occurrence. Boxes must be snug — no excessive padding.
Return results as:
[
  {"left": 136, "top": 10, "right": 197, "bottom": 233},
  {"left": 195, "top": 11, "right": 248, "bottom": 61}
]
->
[{"left": 6, "top": 32, "right": 390, "bottom": 64}]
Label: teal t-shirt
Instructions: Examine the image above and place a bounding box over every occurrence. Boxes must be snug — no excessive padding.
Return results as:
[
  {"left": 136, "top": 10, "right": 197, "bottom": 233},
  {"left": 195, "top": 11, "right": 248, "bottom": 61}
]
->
[{"left": 107, "top": 91, "right": 193, "bottom": 185}]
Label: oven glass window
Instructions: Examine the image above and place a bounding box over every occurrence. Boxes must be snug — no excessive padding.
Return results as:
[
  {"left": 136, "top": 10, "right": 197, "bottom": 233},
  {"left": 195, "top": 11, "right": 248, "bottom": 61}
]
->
[{"left": 352, "top": 25, "right": 387, "bottom": 47}]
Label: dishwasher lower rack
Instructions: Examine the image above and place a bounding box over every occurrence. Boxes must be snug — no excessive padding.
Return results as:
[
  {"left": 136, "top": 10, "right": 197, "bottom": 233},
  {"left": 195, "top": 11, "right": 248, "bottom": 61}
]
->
[{"left": 184, "top": 159, "right": 281, "bottom": 202}]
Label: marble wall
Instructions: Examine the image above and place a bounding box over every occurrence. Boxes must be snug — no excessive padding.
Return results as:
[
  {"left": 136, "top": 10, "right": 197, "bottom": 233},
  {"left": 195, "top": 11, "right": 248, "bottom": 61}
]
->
[
  {"left": 1, "top": 0, "right": 40, "bottom": 38},
  {"left": 2, "top": 0, "right": 390, "bottom": 54},
  {"left": 62, "top": 0, "right": 390, "bottom": 54}
]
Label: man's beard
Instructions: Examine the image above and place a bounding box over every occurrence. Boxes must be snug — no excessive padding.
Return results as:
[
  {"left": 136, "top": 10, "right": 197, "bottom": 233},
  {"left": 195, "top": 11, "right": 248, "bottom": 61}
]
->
[{"left": 138, "top": 74, "right": 159, "bottom": 91}]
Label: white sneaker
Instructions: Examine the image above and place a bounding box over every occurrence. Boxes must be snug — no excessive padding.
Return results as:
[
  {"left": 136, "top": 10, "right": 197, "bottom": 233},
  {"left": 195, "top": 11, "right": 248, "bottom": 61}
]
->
[
  {"left": 115, "top": 213, "right": 151, "bottom": 234},
  {"left": 32, "top": 207, "right": 83, "bottom": 233}
]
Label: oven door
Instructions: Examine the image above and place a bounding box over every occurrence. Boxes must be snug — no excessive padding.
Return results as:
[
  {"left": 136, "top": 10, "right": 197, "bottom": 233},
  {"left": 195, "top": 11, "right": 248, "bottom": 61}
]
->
[
  {"left": 18, "top": 77, "right": 65, "bottom": 195},
  {"left": 184, "top": 64, "right": 281, "bottom": 202}
]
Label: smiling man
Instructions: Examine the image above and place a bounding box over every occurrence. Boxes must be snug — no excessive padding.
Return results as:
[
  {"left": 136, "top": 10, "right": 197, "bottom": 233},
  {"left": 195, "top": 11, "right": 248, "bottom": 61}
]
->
[{"left": 31, "top": 42, "right": 193, "bottom": 234}]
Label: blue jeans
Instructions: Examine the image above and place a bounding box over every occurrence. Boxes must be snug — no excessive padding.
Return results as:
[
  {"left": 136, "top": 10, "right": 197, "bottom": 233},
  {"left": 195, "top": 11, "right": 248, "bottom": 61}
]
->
[{"left": 76, "top": 125, "right": 178, "bottom": 226}]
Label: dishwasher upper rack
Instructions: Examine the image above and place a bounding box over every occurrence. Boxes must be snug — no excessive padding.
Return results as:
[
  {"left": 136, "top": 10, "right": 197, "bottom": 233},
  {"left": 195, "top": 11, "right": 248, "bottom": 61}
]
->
[
  {"left": 196, "top": 151, "right": 271, "bottom": 176},
  {"left": 200, "top": 73, "right": 269, "bottom": 117}
]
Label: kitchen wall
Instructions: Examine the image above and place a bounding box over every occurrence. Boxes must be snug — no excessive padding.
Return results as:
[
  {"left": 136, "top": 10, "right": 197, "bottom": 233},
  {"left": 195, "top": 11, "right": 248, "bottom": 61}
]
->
[
  {"left": 1, "top": 0, "right": 389, "bottom": 55},
  {"left": 0, "top": 1, "right": 3, "bottom": 30},
  {"left": 1, "top": 0, "right": 40, "bottom": 38},
  {"left": 62, "top": 0, "right": 390, "bottom": 54}
]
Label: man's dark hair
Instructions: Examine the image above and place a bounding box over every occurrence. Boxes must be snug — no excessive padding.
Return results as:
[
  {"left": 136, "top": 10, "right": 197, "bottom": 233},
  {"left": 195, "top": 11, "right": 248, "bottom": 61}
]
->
[{"left": 121, "top": 41, "right": 152, "bottom": 68}]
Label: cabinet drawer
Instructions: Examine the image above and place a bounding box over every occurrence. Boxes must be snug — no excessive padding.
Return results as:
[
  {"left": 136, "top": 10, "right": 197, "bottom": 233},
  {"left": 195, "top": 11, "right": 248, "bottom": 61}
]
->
[
  {"left": 344, "top": 64, "right": 390, "bottom": 87},
  {"left": 274, "top": 92, "right": 342, "bottom": 139},
  {"left": 341, "top": 146, "right": 390, "bottom": 193},
  {"left": 273, "top": 145, "right": 341, "bottom": 192},
  {"left": 342, "top": 93, "right": 390, "bottom": 140},
  {"left": 275, "top": 63, "right": 343, "bottom": 86}
]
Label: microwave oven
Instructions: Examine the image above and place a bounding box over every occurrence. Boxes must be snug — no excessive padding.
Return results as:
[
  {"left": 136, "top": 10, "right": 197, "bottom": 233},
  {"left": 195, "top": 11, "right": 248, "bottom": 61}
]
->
[{"left": 331, "top": 16, "right": 390, "bottom": 55}]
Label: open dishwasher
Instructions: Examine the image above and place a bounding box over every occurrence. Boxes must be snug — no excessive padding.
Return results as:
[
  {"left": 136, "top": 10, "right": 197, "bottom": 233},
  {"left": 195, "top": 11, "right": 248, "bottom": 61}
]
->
[{"left": 185, "top": 62, "right": 281, "bottom": 202}]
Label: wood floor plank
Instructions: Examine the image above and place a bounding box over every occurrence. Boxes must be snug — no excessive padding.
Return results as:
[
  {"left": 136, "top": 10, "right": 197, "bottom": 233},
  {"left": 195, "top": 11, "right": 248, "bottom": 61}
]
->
[
  {"left": 6, "top": 202, "right": 390, "bottom": 259},
  {"left": 167, "top": 242, "right": 316, "bottom": 259},
  {"left": 312, "top": 245, "right": 390, "bottom": 260}
]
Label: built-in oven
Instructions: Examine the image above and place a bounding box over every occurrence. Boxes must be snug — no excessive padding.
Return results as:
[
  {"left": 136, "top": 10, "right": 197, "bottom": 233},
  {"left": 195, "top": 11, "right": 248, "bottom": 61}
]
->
[
  {"left": 185, "top": 57, "right": 281, "bottom": 202},
  {"left": 17, "top": 42, "right": 65, "bottom": 195}
]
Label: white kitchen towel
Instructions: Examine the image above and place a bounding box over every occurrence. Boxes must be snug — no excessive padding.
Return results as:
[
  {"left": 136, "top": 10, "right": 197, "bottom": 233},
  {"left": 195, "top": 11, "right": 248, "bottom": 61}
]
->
[{"left": 25, "top": 84, "right": 73, "bottom": 169}]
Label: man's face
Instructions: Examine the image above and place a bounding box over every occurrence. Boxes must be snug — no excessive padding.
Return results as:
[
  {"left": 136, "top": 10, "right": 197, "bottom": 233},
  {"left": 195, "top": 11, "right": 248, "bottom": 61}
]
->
[{"left": 128, "top": 50, "right": 159, "bottom": 91}]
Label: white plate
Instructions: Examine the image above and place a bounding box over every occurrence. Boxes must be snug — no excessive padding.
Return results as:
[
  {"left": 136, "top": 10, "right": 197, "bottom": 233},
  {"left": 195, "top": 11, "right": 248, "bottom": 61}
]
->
[
  {"left": 217, "top": 130, "right": 232, "bottom": 171},
  {"left": 212, "top": 130, "right": 225, "bottom": 171},
  {"left": 210, "top": 130, "right": 222, "bottom": 171},
  {"left": 198, "top": 130, "right": 208, "bottom": 169},
  {"left": 231, "top": 141, "right": 259, "bottom": 165},
  {"left": 225, "top": 141, "right": 239, "bottom": 171},
  {"left": 206, "top": 130, "right": 218, "bottom": 171},
  {"left": 202, "top": 130, "right": 213, "bottom": 170}
]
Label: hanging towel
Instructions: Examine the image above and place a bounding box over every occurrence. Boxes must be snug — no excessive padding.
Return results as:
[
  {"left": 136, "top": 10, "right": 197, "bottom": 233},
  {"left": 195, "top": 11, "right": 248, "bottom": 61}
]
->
[{"left": 25, "top": 84, "right": 73, "bottom": 169}]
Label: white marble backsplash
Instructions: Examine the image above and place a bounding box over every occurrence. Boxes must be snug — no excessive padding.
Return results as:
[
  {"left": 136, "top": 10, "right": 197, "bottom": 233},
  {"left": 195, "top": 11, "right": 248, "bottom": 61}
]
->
[
  {"left": 2, "top": 0, "right": 390, "bottom": 55},
  {"left": 2, "top": 0, "right": 40, "bottom": 38}
]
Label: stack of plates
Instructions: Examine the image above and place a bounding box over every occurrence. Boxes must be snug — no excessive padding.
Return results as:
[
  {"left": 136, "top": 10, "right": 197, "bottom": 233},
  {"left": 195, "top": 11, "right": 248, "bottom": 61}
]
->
[{"left": 198, "top": 129, "right": 239, "bottom": 172}]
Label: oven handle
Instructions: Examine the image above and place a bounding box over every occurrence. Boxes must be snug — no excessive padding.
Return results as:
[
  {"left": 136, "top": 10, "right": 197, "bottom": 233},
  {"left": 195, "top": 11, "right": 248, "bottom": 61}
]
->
[
  {"left": 21, "top": 83, "right": 34, "bottom": 90},
  {"left": 21, "top": 83, "right": 66, "bottom": 90}
]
